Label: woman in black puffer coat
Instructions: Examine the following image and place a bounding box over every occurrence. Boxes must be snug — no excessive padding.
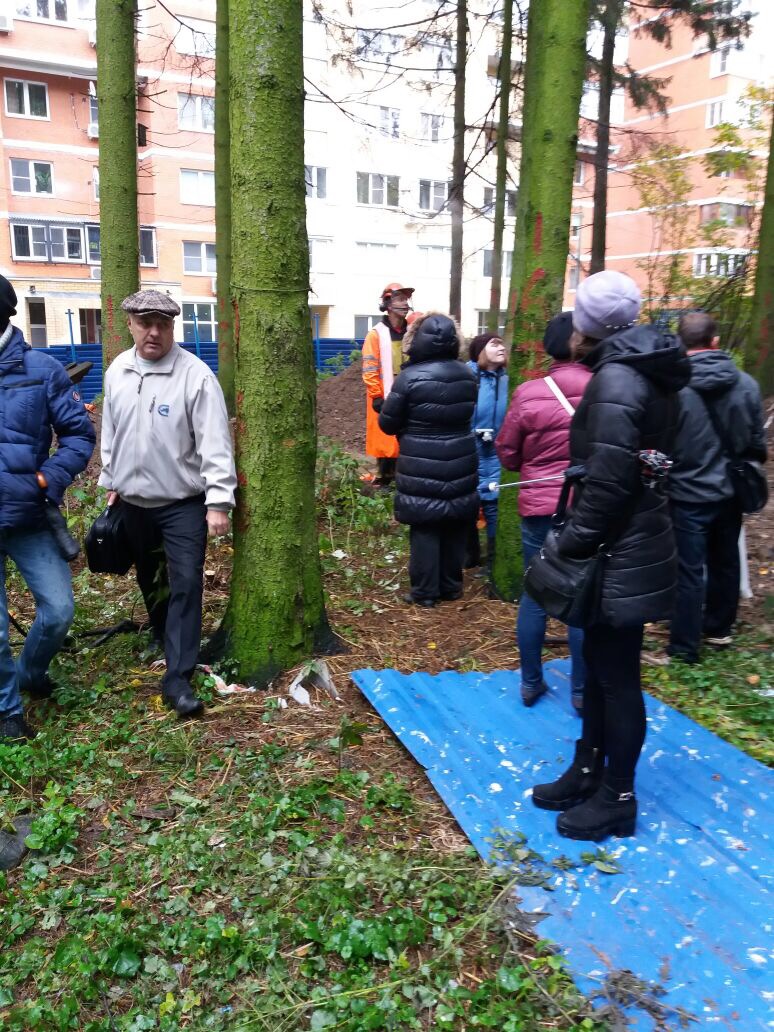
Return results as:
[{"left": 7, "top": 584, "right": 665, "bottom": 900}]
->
[
  {"left": 378, "top": 313, "right": 478, "bottom": 607},
  {"left": 531, "top": 271, "right": 690, "bottom": 842}
]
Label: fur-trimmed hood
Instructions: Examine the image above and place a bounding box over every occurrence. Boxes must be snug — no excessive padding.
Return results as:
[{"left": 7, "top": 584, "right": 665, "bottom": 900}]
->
[{"left": 402, "top": 311, "right": 462, "bottom": 363}]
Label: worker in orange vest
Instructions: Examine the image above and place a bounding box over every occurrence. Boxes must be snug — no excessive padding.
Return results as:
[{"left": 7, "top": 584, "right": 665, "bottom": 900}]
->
[{"left": 362, "top": 282, "right": 415, "bottom": 487}]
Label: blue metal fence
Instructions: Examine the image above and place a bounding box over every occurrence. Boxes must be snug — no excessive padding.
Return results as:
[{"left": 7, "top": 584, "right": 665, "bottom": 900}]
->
[{"left": 41, "top": 338, "right": 362, "bottom": 402}]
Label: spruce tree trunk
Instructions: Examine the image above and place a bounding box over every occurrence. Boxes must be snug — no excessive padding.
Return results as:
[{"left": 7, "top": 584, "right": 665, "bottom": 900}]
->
[
  {"left": 487, "top": 0, "right": 513, "bottom": 331},
  {"left": 492, "top": 0, "right": 590, "bottom": 601},
  {"left": 224, "top": 0, "right": 331, "bottom": 683},
  {"left": 96, "top": 0, "right": 139, "bottom": 367},
  {"left": 449, "top": 0, "right": 467, "bottom": 321},
  {"left": 215, "top": 0, "right": 234, "bottom": 414},
  {"left": 747, "top": 120, "right": 774, "bottom": 394},
  {"left": 589, "top": 0, "right": 619, "bottom": 274}
]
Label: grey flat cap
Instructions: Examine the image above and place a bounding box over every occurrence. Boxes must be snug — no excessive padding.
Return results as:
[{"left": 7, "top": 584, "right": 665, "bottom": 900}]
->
[{"left": 121, "top": 289, "right": 181, "bottom": 318}]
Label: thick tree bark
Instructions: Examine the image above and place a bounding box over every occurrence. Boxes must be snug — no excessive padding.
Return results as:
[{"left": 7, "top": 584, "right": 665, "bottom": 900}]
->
[
  {"left": 492, "top": 0, "right": 590, "bottom": 601},
  {"left": 448, "top": 0, "right": 467, "bottom": 321},
  {"left": 589, "top": 0, "right": 620, "bottom": 274},
  {"left": 215, "top": 0, "right": 234, "bottom": 413},
  {"left": 96, "top": 0, "right": 139, "bottom": 367},
  {"left": 223, "top": 0, "right": 331, "bottom": 683},
  {"left": 747, "top": 120, "right": 774, "bottom": 394},
  {"left": 487, "top": 0, "right": 513, "bottom": 331}
]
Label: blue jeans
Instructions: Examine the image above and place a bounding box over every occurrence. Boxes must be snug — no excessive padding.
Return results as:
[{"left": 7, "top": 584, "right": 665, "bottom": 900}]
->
[
  {"left": 0, "top": 526, "right": 74, "bottom": 717},
  {"left": 517, "top": 515, "right": 586, "bottom": 692}
]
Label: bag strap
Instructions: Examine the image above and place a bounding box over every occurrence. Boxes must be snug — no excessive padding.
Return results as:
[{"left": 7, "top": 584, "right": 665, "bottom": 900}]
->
[
  {"left": 544, "top": 375, "right": 575, "bottom": 417},
  {"left": 551, "top": 464, "right": 644, "bottom": 553},
  {"left": 695, "top": 390, "right": 734, "bottom": 459}
]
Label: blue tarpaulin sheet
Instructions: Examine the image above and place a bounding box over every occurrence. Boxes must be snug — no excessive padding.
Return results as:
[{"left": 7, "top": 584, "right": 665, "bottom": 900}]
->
[{"left": 352, "top": 660, "right": 773, "bottom": 1029}]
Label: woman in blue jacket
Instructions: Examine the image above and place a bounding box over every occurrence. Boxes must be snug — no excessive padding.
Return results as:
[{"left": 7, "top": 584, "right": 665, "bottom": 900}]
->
[{"left": 467, "top": 333, "right": 508, "bottom": 569}]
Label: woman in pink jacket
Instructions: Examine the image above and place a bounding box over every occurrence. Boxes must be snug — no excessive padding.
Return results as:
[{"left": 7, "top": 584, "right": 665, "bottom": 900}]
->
[{"left": 495, "top": 313, "right": 593, "bottom": 712}]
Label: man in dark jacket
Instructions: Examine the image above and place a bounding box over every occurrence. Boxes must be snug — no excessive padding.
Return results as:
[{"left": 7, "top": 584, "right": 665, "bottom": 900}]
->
[
  {"left": 0, "top": 275, "right": 96, "bottom": 742},
  {"left": 666, "top": 311, "right": 766, "bottom": 663},
  {"left": 378, "top": 313, "right": 478, "bottom": 606}
]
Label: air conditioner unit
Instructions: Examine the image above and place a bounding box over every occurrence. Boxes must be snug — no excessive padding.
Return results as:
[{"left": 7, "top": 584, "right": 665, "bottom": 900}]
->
[
  {"left": 89, "top": 266, "right": 101, "bottom": 280},
  {"left": 88, "top": 23, "right": 96, "bottom": 46},
  {"left": 87, "top": 122, "right": 99, "bottom": 139},
  {"left": 211, "top": 277, "right": 217, "bottom": 294},
  {"left": 0, "top": 14, "right": 13, "bottom": 33}
]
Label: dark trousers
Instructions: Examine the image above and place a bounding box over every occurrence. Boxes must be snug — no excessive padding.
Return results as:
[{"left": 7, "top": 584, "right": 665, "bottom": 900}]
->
[
  {"left": 376, "top": 458, "right": 396, "bottom": 484},
  {"left": 408, "top": 520, "right": 468, "bottom": 602},
  {"left": 581, "top": 623, "right": 645, "bottom": 783},
  {"left": 121, "top": 496, "right": 207, "bottom": 698},
  {"left": 669, "top": 499, "right": 742, "bottom": 663}
]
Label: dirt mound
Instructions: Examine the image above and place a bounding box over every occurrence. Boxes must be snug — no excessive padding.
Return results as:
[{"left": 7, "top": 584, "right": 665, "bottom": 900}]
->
[{"left": 317, "top": 358, "right": 367, "bottom": 455}]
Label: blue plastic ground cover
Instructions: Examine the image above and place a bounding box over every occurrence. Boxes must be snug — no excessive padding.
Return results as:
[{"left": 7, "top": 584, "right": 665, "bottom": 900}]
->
[{"left": 352, "top": 661, "right": 773, "bottom": 1029}]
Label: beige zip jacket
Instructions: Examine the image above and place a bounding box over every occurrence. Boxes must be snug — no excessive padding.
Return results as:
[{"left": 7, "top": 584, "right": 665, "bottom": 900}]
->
[{"left": 98, "top": 344, "right": 236, "bottom": 510}]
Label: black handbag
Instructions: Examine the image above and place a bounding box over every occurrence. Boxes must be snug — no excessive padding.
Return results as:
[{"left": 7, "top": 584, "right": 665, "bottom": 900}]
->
[
  {"left": 699, "top": 393, "right": 768, "bottom": 515},
  {"left": 524, "top": 470, "right": 639, "bottom": 629},
  {"left": 85, "top": 502, "right": 134, "bottom": 575}
]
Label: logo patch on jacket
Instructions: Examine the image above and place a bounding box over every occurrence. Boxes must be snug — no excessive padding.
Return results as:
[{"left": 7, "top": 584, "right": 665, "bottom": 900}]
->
[
  {"left": 158, "top": 404, "right": 170, "bottom": 417},
  {"left": 72, "top": 390, "right": 81, "bottom": 402}
]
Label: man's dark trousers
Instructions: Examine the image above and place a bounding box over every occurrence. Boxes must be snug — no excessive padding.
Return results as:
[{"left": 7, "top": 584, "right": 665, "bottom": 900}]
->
[
  {"left": 121, "top": 495, "right": 207, "bottom": 699},
  {"left": 668, "top": 498, "right": 742, "bottom": 663}
]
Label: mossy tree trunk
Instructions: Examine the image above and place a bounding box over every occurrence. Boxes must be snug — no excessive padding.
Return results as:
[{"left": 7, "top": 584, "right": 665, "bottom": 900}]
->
[
  {"left": 448, "top": 0, "right": 467, "bottom": 321},
  {"left": 487, "top": 0, "right": 514, "bottom": 332},
  {"left": 747, "top": 118, "right": 774, "bottom": 394},
  {"left": 224, "top": 0, "right": 331, "bottom": 683},
  {"left": 96, "top": 0, "right": 139, "bottom": 368},
  {"left": 492, "top": 0, "right": 590, "bottom": 601},
  {"left": 215, "top": 0, "right": 234, "bottom": 414}
]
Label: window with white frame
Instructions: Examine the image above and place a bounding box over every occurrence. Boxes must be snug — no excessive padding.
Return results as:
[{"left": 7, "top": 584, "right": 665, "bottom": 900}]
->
[
  {"left": 11, "top": 221, "right": 83, "bottom": 262},
  {"left": 355, "top": 242, "right": 398, "bottom": 257},
  {"left": 483, "top": 187, "right": 518, "bottom": 217},
  {"left": 699, "top": 202, "right": 752, "bottom": 226},
  {"left": 692, "top": 251, "right": 747, "bottom": 277},
  {"left": 417, "top": 244, "right": 451, "bottom": 276},
  {"left": 706, "top": 100, "right": 725, "bottom": 127},
  {"left": 573, "top": 161, "right": 585, "bottom": 186},
  {"left": 175, "top": 17, "right": 216, "bottom": 58},
  {"left": 92, "top": 167, "right": 99, "bottom": 201},
  {"left": 379, "top": 106, "right": 400, "bottom": 138},
  {"left": 10, "top": 158, "right": 53, "bottom": 195},
  {"left": 183, "top": 241, "right": 216, "bottom": 274},
  {"left": 180, "top": 168, "right": 215, "bottom": 205},
  {"left": 354, "top": 314, "right": 382, "bottom": 339},
  {"left": 423, "top": 37, "right": 454, "bottom": 74},
  {"left": 356, "top": 29, "right": 401, "bottom": 62},
  {"left": 4, "top": 79, "right": 49, "bottom": 119},
  {"left": 305, "top": 165, "right": 326, "bottom": 199},
  {"left": 483, "top": 249, "right": 513, "bottom": 278},
  {"left": 85, "top": 224, "right": 157, "bottom": 266},
  {"left": 477, "top": 310, "right": 507, "bottom": 335},
  {"left": 86, "top": 224, "right": 100, "bottom": 263},
  {"left": 27, "top": 299, "right": 48, "bottom": 347},
  {"left": 421, "top": 112, "right": 443, "bottom": 142},
  {"left": 182, "top": 302, "right": 218, "bottom": 343},
  {"left": 356, "top": 172, "right": 399, "bottom": 207},
  {"left": 568, "top": 261, "right": 580, "bottom": 290},
  {"left": 139, "top": 227, "right": 157, "bottom": 267},
  {"left": 419, "top": 179, "right": 449, "bottom": 212},
  {"left": 570, "top": 211, "right": 582, "bottom": 240},
  {"left": 710, "top": 46, "right": 731, "bottom": 77},
  {"left": 309, "top": 236, "right": 333, "bottom": 272},
  {"left": 16, "top": 1, "right": 69, "bottom": 22},
  {"left": 88, "top": 89, "right": 99, "bottom": 128},
  {"left": 178, "top": 93, "right": 215, "bottom": 132}
]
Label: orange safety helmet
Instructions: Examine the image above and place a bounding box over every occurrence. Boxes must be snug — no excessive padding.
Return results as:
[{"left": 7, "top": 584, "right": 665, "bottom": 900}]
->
[{"left": 380, "top": 282, "right": 415, "bottom": 303}]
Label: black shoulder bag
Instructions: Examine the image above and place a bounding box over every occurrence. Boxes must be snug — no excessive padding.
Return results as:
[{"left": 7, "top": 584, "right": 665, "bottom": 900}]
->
[
  {"left": 699, "top": 395, "right": 768, "bottom": 515},
  {"left": 523, "top": 468, "right": 641, "bottom": 629},
  {"left": 85, "top": 502, "right": 134, "bottom": 575}
]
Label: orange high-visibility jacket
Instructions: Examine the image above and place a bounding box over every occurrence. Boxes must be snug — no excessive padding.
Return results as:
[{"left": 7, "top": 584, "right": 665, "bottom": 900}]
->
[{"left": 362, "top": 321, "right": 402, "bottom": 459}]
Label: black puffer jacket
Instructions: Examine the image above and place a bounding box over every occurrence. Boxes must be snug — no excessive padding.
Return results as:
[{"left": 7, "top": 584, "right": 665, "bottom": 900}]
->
[
  {"left": 669, "top": 349, "right": 767, "bottom": 504},
  {"left": 378, "top": 315, "right": 478, "bottom": 525},
  {"left": 558, "top": 325, "right": 691, "bottom": 627}
]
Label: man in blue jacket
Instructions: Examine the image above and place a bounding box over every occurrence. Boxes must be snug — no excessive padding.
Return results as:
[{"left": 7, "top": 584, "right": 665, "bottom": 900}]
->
[{"left": 0, "top": 275, "right": 95, "bottom": 742}]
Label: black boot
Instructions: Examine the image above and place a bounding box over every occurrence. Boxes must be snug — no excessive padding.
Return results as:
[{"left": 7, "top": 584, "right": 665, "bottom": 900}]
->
[
  {"left": 0, "top": 714, "right": 37, "bottom": 743},
  {"left": 556, "top": 778, "right": 637, "bottom": 842},
  {"left": 531, "top": 740, "right": 603, "bottom": 811}
]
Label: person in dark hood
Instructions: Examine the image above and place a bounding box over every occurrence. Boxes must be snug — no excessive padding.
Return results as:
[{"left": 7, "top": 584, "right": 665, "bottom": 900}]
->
[
  {"left": 530, "top": 270, "right": 690, "bottom": 842},
  {"left": 378, "top": 313, "right": 478, "bottom": 607},
  {"left": 663, "top": 312, "right": 766, "bottom": 663}
]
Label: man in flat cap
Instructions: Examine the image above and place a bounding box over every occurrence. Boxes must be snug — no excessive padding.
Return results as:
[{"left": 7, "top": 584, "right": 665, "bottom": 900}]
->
[
  {"left": 99, "top": 290, "right": 236, "bottom": 717},
  {"left": 0, "top": 274, "right": 95, "bottom": 743}
]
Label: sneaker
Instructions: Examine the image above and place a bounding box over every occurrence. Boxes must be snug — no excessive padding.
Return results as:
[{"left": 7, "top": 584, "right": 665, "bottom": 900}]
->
[
  {"left": 641, "top": 651, "right": 671, "bottom": 667},
  {"left": 521, "top": 680, "right": 548, "bottom": 707},
  {"left": 0, "top": 714, "right": 37, "bottom": 743},
  {"left": 25, "top": 675, "right": 57, "bottom": 701},
  {"left": 163, "top": 690, "right": 204, "bottom": 718},
  {"left": 705, "top": 635, "right": 733, "bottom": 648}
]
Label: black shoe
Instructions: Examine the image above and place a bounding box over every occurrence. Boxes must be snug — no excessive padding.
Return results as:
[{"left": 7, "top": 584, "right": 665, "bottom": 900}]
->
[
  {"left": 532, "top": 740, "right": 603, "bottom": 811},
  {"left": 521, "top": 679, "right": 548, "bottom": 707},
  {"left": 571, "top": 688, "right": 584, "bottom": 716},
  {"left": 439, "top": 591, "right": 462, "bottom": 602},
  {"left": 402, "top": 594, "right": 436, "bottom": 608},
  {"left": 26, "top": 675, "right": 57, "bottom": 701},
  {"left": 556, "top": 781, "right": 637, "bottom": 842},
  {"left": 164, "top": 690, "right": 204, "bottom": 718},
  {"left": 0, "top": 714, "right": 37, "bottom": 743}
]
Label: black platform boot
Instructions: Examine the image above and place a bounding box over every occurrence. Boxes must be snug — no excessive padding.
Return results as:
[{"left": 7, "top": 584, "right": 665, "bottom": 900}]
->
[
  {"left": 531, "top": 740, "right": 604, "bottom": 812},
  {"left": 556, "top": 777, "right": 637, "bottom": 842}
]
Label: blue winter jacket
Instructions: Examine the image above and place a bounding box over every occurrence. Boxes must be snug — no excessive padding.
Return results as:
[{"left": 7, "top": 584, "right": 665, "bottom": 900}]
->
[
  {"left": 467, "top": 362, "right": 508, "bottom": 500},
  {"left": 0, "top": 326, "right": 95, "bottom": 531}
]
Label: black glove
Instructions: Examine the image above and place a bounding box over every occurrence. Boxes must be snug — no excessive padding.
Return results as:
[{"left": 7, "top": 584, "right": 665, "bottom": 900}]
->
[
  {"left": 43, "top": 502, "right": 81, "bottom": 563},
  {"left": 371, "top": 397, "right": 384, "bottom": 413}
]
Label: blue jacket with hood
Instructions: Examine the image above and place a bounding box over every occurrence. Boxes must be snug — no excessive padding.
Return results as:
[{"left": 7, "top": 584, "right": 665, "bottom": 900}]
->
[
  {"left": 0, "top": 325, "right": 95, "bottom": 531},
  {"left": 467, "top": 361, "right": 508, "bottom": 501}
]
